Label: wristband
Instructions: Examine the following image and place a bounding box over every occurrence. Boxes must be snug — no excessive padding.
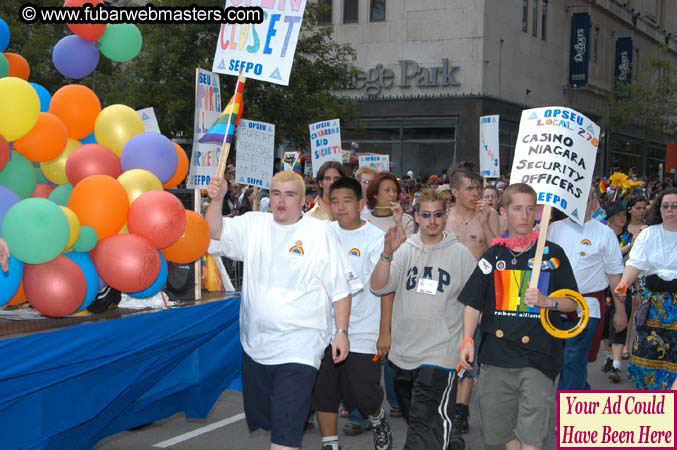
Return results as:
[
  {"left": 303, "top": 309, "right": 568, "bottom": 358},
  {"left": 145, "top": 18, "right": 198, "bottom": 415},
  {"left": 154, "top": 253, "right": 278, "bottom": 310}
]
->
[
  {"left": 380, "top": 252, "right": 393, "bottom": 262},
  {"left": 336, "top": 328, "right": 348, "bottom": 336},
  {"left": 615, "top": 281, "right": 628, "bottom": 295},
  {"left": 460, "top": 337, "right": 474, "bottom": 349}
]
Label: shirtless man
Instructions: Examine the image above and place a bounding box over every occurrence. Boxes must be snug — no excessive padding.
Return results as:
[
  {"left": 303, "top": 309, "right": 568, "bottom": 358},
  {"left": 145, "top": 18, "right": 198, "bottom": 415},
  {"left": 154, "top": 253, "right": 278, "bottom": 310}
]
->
[{"left": 444, "top": 168, "right": 500, "bottom": 434}]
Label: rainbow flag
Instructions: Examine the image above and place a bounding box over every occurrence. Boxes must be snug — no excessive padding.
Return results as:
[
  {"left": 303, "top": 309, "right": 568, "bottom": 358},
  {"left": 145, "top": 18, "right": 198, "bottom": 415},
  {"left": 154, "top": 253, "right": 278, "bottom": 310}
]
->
[
  {"left": 494, "top": 269, "right": 550, "bottom": 313},
  {"left": 597, "top": 179, "right": 607, "bottom": 196},
  {"left": 199, "top": 75, "right": 246, "bottom": 144}
]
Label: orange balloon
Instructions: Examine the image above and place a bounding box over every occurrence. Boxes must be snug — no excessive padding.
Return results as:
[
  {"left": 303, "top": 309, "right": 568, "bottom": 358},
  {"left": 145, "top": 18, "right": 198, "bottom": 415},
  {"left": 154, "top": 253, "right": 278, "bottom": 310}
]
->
[
  {"left": 163, "top": 142, "right": 189, "bottom": 189},
  {"left": 49, "top": 85, "right": 101, "bottom": 139},
  {"left": 14, "top": 112, "right": 69, "bottom": 162},
  {"left": 161, "top": 210, "right": 210, "bottom": 263},
  {"left": 68, "top": 174, "right": 129, "bottom": 240},
  {"left": 7, "top": 282, "right": 27, "bottom": 306},
  {"left": 4, "top": 53, "right": 30, "bottom": 80}
]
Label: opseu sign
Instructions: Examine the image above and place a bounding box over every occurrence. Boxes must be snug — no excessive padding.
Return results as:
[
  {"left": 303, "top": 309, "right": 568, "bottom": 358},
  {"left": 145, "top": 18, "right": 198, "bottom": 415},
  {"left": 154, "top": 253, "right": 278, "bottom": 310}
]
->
[
  {"left": 569, "top": 13, "right": 590, "bottom": 87},
  {"left": 509, "top": 107, "right": 599, "bottom": 225}
]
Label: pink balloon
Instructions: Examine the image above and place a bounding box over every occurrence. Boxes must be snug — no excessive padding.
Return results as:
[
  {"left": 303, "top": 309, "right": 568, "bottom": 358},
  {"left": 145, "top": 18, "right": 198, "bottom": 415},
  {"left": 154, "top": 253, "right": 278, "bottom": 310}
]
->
[
  {"left": 32, "top": 183, "right": 56, "bottom": 198},
  {"left": 91, "top": 233, "right": 161, "bottom": 292},
  {"left": 24, "top": 255, "right": 86, "bottom": 317},
  {"left": 128, "top": 190, "right": 186, "bottom": 248},
  {"left": 65, "top": 144, "right": 122, "bottom": 186}
]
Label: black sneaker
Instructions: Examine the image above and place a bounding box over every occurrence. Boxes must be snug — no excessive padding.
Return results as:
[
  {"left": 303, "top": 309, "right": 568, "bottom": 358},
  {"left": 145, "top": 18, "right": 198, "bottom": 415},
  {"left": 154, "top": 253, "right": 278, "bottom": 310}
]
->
[
  {"left": 452, "top": 403, "right": 469, "bottom": 434},
  {"left": 448, "top": 433, "right": 466, "bottom": 450},
  {"left": 609, "top": 367, "right": 622, "bottom": 383},
  {"left": 601, "top": 357, "right": 613, "bottom": 373},
  {"left": 321, "top": 445, "right": 342, "bottom": 450},
  {"left": 372, "top": 415, "right": 393, "bottom": 450}
]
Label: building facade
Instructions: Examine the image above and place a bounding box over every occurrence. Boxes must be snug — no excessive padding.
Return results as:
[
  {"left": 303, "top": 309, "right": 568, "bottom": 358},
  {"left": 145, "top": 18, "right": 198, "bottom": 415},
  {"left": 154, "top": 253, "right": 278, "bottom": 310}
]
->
[{"left": 323, "top": 0, "right": 677, "bottom": 178}]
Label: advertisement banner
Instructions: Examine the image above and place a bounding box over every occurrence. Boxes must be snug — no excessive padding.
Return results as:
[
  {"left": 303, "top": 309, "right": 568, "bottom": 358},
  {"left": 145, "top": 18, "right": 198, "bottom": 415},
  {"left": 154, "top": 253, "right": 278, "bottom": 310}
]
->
[
  {"left": 569, "top": 13, "right": 590, "bottom": 87},
  {"left": 479, "top": 115, "right": 500, "bottom": 178},
  {"left": 235, "top": 119, "right": 275, "bottom": 189},
  {"left": 509, "top": 107, "right": 600, "bottom": 225},
  {"left": 309, "top": 119, "right": 342, "bottom": 177},
  {"left": 614, "top": 37, "right": 633, "bottom": 84},
  {"left": 212, "top": 1, "right": 307, "bottom": 86},
  {"left": 186, "top": 69, "right": 222, "bottom": 189}
]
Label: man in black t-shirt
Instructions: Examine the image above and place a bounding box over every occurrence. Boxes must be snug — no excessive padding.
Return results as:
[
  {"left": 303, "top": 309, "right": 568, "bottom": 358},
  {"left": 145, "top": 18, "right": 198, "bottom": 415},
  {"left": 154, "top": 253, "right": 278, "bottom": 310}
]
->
[{"left": 458, "top": 183, "right": 579, "bottom": 450}]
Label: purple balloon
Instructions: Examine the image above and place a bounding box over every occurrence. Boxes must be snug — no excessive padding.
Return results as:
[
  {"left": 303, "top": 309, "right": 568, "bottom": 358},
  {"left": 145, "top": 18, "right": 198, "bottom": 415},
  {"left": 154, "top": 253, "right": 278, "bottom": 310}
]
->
[
  {"left": 0, "top": 185, "right": 20, "bottom": 226},
  {"left": 52, "top": 35, "right": 100, "bottom": 79},
  {"left": 120, "top": 133, "right": 179, "bottom": 184}
]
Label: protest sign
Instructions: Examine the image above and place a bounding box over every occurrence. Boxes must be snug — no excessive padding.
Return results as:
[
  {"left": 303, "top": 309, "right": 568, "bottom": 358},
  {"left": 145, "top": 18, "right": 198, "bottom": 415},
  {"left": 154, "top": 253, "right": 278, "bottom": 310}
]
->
[
  {"left": 309, "top": 119, "right": 342, "bottom": 177},
  {"left": 479, "top": 115, "right": 499, "bottom": 178},
  {"left": 136, "top": 107, "right": 161, "bottom": 134},
  {"left": 187, "top": 69, "right": 222, "bottom": 189},
  {"left": 509, "top": 106, "right": 599, "bottom": 225},
  {"left": 235, "top": 119, "right": 275, "bottom": 189},
  {"left": 359, "top": 154, "right": 389, "bottom": 172},
  {"left": 282, "top": 151, "right": 298, "bottom": 172},
  {"left": 212, "top": 1, "right": 307, "bottom": 86}
]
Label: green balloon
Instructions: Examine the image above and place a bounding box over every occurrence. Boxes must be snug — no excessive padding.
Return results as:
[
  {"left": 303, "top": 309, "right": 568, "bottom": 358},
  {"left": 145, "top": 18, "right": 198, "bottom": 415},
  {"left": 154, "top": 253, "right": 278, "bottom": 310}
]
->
[
  {"left": 1, "top": 198, "right": 69, "bottom": 264},
  {"left": 33, "top": 162, "right": 49, "bottom": 185},
  {"left": 0, "top": 54, "right": 8, "bottom": 78},
  {"left": 0, "top": 151, "right": 37, "bottom": 199},
  {"left": 48, "top": 183, "right": 73, "bottom": 206},
  {"left": 73, "top": 225, "right": 98, "bottom": 252},
  {"left": 99, "top": 24, "right": 142, "bottom": 62}
]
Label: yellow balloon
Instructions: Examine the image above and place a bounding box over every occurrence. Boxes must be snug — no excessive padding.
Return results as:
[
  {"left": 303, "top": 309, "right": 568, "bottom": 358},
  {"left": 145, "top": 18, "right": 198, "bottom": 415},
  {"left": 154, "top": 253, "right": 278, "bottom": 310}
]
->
[
  {"left": 117, "top": 169, "right": 163, "bottom": 204},
  {"left": 40, "top": 138, "right": 81, "bottom": 184},
  {"left": 59, "top": 206, "right": 81, "bottom": 251},
  {"left": 94, "top": 104, "right": 145, "bottom": 156},
  {"left": 0, "top": 77, "right": 41, "bottom": 141}
]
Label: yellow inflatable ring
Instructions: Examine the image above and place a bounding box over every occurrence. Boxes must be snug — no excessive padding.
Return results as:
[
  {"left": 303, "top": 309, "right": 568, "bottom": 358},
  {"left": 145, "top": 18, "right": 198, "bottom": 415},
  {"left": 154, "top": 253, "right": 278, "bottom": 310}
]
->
[{"left": 540, "top": 289, "right": 590, "bottom": 339}]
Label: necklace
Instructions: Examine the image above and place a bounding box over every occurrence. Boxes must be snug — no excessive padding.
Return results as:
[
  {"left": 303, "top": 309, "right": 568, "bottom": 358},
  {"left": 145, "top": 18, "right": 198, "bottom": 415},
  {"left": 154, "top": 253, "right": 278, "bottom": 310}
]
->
[
  {"left": 492, "top": 230, "right": 539, "bottom": 250},
  {"left": 508, "top": 248, "right": 528, "bottom": 265}
]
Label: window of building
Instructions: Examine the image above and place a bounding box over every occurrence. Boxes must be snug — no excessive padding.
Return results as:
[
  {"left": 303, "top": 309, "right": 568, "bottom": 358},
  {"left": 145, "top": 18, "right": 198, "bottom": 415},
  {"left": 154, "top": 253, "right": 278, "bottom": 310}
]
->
[
  {"left": 532, "top": 0, "right": 538, "bottom": 37},
  {"left": 370, "top": 0, "right": 386, "bottom": 22},
  {"left": 592, "top": 26, "right": 599, "bottom": 63},
  {"left": 343, "top": 0, "right": 359, "bottom": 24},
  {"left": 318, "top": 0, "right": 332, "bottom": 25},
  {"left": 522, "top": 0, "right": 528, "bottom": 33},
  {"left": 541, "top": 0, "right": 548, "bottom": 40}
]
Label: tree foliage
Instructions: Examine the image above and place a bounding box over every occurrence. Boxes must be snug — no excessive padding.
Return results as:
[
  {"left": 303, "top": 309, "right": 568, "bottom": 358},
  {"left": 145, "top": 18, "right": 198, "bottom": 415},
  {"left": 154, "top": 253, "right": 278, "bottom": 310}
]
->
[
  {"left": 0, "top": 0, "right": 355, "bottom": 147},
  {"left": 607, "top": 45, "right": 677, "bottom": 138}
]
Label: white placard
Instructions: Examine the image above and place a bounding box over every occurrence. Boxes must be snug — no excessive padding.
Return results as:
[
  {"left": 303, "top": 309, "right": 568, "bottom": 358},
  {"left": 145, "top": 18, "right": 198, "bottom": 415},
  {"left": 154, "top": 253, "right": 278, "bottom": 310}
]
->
[
  {"left": 309, "top": 119, "right": 342, "bottom": 177},
  {"left": 212, "top": 1, "right": 307, "bottom": 86},
  {"left": 509, "top": 107, "right": 600, "bottom": 225},
  {"left": 136, "top": 107, "right": 161, "bottom": 134},
  {"left": 479, "top": 115, "right": 499, "bottom": 178},
  {"left": 282, "top": 151, "right": 297, "bottom": 171},
  {"left": 186, "top": 69, "right": 222, "bottom": 189},
  {"left": 235, "top": 119, "right": 275, "bottom": 189},
  {"left": 359, "top": 154, "right": 389, "bottom": 172}
]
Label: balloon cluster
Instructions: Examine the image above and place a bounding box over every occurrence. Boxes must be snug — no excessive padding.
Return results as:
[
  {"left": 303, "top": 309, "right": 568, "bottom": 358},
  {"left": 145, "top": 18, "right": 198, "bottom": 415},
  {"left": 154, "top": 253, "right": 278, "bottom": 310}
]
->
[
  {"left": 52, "top": 0, "right": 143, "bottom": 79},
  {"left": 0, "top": 78, "right": 206, "bottom": 318},
  {"left": 0, "top": 18, "right": 31, "bottom": 81}
]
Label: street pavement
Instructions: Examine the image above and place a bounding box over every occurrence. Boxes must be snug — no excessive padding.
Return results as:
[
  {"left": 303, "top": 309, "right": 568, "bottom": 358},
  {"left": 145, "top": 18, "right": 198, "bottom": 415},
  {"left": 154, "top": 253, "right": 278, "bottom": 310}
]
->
[{"left": 95, "top": 355, "right": 635, "bottom": 450}]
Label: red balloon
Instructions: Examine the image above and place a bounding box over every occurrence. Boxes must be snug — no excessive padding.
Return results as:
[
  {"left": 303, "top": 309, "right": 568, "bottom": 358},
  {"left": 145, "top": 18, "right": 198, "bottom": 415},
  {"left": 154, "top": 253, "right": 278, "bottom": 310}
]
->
[
  {"left": 32, "top": 183, "right": 56, "bottom": 198},
  {"left": 65, "top": 144, "right": 122, "bottom": 186},
  {"left": 128, "top": 191, "right": 186, "bottom": 248},
  {"left": 91, "top": 234, "right": 161, "bottom": 292},
  {"left": 0, "top": 134, "right": 9, "bottom": 172},
  {"left": 64, "top": 0, "right": 107, "bottom": 41},
  {"left": 24, "top": 255, "right": 86, "bottom": 317}
]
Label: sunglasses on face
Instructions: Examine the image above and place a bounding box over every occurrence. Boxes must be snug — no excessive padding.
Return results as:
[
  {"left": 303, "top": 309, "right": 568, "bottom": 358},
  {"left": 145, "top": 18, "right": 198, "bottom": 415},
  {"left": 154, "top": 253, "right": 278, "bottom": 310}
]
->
[
  {"left": 419, "top": 210, "right": 445, "bottom": 219},
  {"left": 660, "top": 202, "right": 677, "bottom": 211}
]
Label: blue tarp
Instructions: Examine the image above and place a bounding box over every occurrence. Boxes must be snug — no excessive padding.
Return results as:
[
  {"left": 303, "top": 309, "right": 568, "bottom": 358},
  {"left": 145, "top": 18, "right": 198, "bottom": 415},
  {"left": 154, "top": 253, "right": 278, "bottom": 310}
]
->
[{"left": 0, "top": 298, "right": 243, "bottom": 450}]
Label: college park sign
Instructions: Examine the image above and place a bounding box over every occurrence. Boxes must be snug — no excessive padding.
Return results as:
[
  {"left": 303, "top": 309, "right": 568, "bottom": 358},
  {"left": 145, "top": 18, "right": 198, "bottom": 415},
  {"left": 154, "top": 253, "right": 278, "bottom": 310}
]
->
[{"left": 343, "top": 58, "right": 460, "bottom": 96}]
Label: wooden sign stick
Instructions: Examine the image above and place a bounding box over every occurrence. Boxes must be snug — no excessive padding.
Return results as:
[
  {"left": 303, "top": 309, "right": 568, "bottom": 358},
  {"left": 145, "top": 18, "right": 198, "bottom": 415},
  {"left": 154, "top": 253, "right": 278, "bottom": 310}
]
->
[
  {"left": 528, "top": 204, "right": 552, "bottom": 289},
  {"left": 215, "top": 71, "right": 246, "bottom": 178},
  {"left": 194, "top": 188, "right": 202, "bottom": 301}
]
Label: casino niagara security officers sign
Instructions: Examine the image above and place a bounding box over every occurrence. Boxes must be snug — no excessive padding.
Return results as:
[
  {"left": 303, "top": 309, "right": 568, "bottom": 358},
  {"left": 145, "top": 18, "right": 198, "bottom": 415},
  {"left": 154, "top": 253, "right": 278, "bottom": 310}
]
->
[{"left": 509, "top": 107, "right": 600, "bottom": 225}]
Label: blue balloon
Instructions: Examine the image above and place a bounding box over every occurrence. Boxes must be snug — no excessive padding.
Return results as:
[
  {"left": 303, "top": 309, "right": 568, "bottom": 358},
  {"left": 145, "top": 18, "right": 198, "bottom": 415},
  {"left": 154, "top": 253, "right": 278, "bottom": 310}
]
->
[
  {"left": 30, "top": 82, "right": 52, "bottom": 112},
  {"left": 52, "top": 35, "right": 100, "bottom": 79},
  {"left": 0, "top": 184, "right": 20, "bottom": 226},
  {"left": 81, "top": 132, "right": 97, "bottom": 145},
  {"left": 65, "top": 251, "right": 99, "bottom": 312},
  {"left": 0, "top": 18, "right": 9, "bottom": 53},
  {"left": 129, "top": 251, "right": 168, "bottom": 298},
  {"left": 0, "top": 256, "right": 23, "bottom": 306}
]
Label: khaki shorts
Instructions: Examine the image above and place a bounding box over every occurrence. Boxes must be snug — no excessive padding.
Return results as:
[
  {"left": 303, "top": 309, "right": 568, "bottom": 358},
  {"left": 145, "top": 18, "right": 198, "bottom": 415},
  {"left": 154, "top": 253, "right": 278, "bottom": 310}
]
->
[{"left": 478, "top": 364, "right": 555, "bottom": 447}]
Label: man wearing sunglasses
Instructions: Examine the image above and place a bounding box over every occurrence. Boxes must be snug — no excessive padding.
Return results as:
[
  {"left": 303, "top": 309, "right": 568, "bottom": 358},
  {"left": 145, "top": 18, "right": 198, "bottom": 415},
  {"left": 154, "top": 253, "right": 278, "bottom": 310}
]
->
[{"left": 370, "top": 188, "right": 476, "bottom": 450}]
